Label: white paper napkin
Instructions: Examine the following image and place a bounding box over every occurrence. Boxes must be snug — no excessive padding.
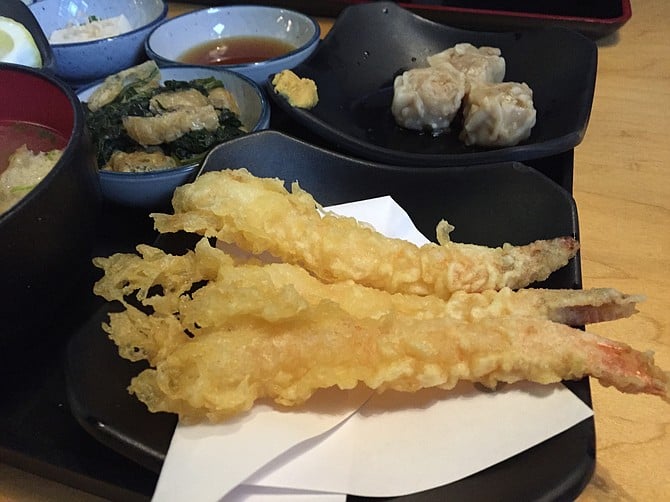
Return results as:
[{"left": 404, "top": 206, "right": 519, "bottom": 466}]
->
[
  {"left": 151, "top": 196, "right": 593, "bottom": 502},
  {"left": 244, "top": 382, "right": 592, "bottom": 497}
]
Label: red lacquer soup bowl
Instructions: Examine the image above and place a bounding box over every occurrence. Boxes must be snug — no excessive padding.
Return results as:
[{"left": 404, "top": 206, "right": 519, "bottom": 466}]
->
[{"left": 0, "top": 64, "right": 101, "bottom": 364}]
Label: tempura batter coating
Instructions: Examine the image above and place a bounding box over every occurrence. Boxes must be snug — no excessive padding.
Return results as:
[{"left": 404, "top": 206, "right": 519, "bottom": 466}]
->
[
  {"left": 127, "top": 304, "right": 669, "bottom": 422},
  {"left": 94, "top": 239, "right": 643, "bottom": 369},
  {"left": 93, "top": 232, "right": 668, "bottom": 422},
  {"left": 152, "top": 169, "right": 579, "bottom": 297},
  {"left": 94, "top": 238, "right": 640, "bottom": 327}
]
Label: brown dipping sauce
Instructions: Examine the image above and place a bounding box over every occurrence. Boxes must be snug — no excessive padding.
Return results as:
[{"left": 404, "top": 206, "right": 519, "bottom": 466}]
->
[{"left": 179, "top": 36, "right": 296, "bottom": 66}]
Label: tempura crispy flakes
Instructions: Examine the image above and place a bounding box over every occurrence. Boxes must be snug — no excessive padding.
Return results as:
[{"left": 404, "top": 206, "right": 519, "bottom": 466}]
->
[
  {"left": 129, "top": 304, "right": 667, "bottom": 423},
  {"left": 92, "top": 169, "right": 670, "bottom": 422}
]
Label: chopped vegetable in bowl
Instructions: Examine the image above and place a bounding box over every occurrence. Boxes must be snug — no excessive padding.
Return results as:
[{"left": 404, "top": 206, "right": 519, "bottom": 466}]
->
[{"left": 82, "top": 61, "right": 247, "bottom": 173}]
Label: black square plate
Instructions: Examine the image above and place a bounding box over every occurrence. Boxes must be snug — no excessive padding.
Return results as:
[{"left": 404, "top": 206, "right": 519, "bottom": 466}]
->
[
  {"left": 266, "top": 1, "right": 597, "bottom": 167},
  {"left": 64, "top": 130, "right": 594, "bottom": 501}
]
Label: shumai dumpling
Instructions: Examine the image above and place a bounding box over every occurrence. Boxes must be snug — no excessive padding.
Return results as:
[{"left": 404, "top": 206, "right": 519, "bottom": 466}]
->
[
  {"left": 428, "top": 43, "right": 506, "bottom": 87},
  {"left": 459, "top": 81, "right": 536, "bottom": 147},
  {"left": 391, "top": 65, "right": 466, "bottom": 134}
]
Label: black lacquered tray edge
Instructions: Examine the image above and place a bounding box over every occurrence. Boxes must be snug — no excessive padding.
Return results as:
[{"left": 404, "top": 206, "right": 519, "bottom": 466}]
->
[{"left": 182, "top": 0, "right": 631, "bottom": 39}]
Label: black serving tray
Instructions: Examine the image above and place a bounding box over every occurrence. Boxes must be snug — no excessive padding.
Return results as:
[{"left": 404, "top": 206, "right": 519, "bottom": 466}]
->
[
  {"left": 184, "top": 0, "right": 631, "bottom": 39},
  {"left": 15, "top": 130, "right": 596, "bottom": 501},
  {"left": 0, "top": 202, "right": 162, "bottom": 501}
]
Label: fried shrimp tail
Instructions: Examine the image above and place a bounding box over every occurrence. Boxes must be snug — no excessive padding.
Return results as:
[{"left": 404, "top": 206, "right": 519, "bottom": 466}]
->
[
  {"left": 127, "top": 307, "right": 669, "bottom": 422},
  {"left": 151, "top": 169, "right": 579, "bottom": 297},
  {"left": 462, "top": 287, "right": 645, "bottom": 326}
]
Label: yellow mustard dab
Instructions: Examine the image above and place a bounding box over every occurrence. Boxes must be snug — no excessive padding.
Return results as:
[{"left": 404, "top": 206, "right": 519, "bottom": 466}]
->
[{"left": 272, "top": 69, "right": 318, "bottom": 109}]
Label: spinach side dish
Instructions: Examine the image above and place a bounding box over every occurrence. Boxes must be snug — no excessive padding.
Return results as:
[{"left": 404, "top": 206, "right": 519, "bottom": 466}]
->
[{"left": 83, "top": 61, "right": 246, "bottom": 173}]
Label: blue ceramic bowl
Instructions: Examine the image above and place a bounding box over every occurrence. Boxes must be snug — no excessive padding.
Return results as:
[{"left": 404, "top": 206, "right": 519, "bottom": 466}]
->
[
  {"left": 145, "top": 5, "right": 320, "bottom": 84},
  {"left": 30, "top": 0, "right": 167, "bottom": 86},
  {"left": 77, "top": 65, "right": 271, "bottom": 209}
]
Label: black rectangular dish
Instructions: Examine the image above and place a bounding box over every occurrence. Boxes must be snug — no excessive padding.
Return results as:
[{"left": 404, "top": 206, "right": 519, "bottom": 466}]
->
[
  {"left": 22, "top": 130, "right": 596, "bottom": 501},
  {"left": 266, "top": 2, "right": 598, "bottom": 170},
  {"left": 184, "top": 0, "right": 631, "bottom": 39}
]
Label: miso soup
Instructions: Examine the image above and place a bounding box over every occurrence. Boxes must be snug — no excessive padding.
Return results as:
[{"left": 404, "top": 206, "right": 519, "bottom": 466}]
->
[
  {"left": 0, "top": 120, "right": 67, "bottom": 214},
  {"left": 0, "top": 121, "right": 66, "bottom": 172},
  {"left": 179, "top": 36, "right": 296, "bottom": 66}
]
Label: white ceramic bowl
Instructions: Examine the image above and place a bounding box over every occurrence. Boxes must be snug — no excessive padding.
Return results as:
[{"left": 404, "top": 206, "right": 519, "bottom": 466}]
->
[
  {"left": 145, "top": 5, "right": 320, "bottom": 84},
  {"left": 77, "top": 65, "right": 271, "bottom": 209},
  {"left": 30, "top": 0, "right": 167, "bottom": 85}
]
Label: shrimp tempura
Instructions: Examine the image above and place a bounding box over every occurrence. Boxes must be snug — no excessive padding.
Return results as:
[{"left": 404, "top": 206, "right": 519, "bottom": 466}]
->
[
  {"left": 90, "top": 170, "right": 669, "bottom": 424},
  {"left": 126, "top": 301, "right": 669, "bottom": 423},
  {"left": 151, "top": 169, "right": 579, "bottom": 298},
  {"left": 94, "top": 239, "right": 642, "bottom": 367}
]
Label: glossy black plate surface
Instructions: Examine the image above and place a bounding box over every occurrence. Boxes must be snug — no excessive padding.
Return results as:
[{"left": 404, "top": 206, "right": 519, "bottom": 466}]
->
[
  {"left": 186, "top": 0, "right": 631, "bottom": 39},
  {"left": 65, "top": 130, "right": 594, "bottom": 500},
  {"left": 266, "top": 1, "right": 597, "bottom": 167}
]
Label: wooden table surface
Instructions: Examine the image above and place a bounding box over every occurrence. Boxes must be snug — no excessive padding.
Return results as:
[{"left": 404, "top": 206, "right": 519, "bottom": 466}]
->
[{"left": 1, "top": 1, "right": 668, "bottom": 500}]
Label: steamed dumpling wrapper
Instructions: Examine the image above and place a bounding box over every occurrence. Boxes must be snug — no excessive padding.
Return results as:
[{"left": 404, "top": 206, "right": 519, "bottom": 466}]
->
[
  {"left": 460, "top": 81, "right": 537, "bottom": 147},
  {"left": 427, "top": 43, "right": 506, "bottom": 87},
  {"left": 391, "top": 65, "right": 466, "bottom": 134}
]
